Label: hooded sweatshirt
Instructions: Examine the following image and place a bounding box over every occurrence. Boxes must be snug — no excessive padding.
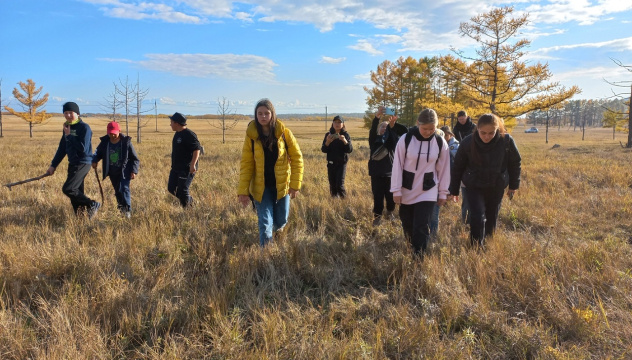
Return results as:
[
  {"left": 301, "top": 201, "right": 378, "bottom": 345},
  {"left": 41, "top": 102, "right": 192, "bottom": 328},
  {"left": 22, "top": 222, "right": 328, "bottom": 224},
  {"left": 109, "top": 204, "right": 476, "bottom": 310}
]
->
[{"left": 390, "top": 129, "right": 450, "bottom": 205}]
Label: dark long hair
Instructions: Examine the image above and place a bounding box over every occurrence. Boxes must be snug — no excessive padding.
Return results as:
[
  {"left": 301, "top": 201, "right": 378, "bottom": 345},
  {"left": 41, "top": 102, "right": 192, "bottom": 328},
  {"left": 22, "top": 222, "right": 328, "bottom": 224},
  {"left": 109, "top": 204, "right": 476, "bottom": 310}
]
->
[
  {"left": 329, "top": 115, "right": 347, "bottom": 134},
  {"left": 254, "top": 99, "right": 277, "bottom": 150}
]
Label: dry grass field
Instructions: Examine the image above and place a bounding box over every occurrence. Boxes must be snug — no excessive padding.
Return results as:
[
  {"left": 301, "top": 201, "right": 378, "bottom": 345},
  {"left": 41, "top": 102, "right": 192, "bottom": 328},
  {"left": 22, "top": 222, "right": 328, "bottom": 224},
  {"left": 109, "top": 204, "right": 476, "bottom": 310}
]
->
[{"left": 1, "top": 114, "right": 631, "bottom": 359}]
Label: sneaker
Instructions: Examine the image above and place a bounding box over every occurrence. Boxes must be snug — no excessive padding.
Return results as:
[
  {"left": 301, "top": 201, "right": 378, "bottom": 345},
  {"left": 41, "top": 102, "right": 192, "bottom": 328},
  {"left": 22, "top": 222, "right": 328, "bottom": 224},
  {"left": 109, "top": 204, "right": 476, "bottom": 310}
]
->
[
  {"left": 124, "top": 211, "right": 131, "bottom": 219},
  {"left": 385, "top": 210, "right": 395, "bottom": 220},
  {"left": 372, "top": 216, "right": 382, "bottom": 226},
  {"left": 88, "top": 201, "right": 101, "bottom": 219}
]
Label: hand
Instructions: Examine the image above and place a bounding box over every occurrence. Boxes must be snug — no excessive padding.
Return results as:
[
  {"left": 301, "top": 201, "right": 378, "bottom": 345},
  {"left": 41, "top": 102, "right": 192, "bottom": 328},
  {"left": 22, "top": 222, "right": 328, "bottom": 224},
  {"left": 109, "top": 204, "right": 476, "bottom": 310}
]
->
[
  {"left": 63, "top": 124, "right": 70, "bottom": 136},
  {"left": 394, "top": 195, "right": 402, "bottom": 204},
  {"left": 437, "top": 198, "right": 447, "bottom": 206},
  {"left": 376, "top": 106, "right": 385, "bottom": 118},
  {"left": 46, "top": 166, "right": 56, "bottom": 175},
  {"left": 448, "top": 195, "right": 459, "bottom": 203},
  {"left": 189, "top": 165, "right": 197, "bottom": 174},
  {"left": 130, "top": 173, "right": 136, "bottom": 180},
  {"left": 91, "top": 163, "right": 98, "bottom": 169},
  {"left": 388, "top": 115, "right": 398, "bottom": 127},
  {"left": 325, "top": 135, "right": 335, "bottom": 146},
  {"left": 238, "top": 195, "right": 251, "bottom": 207},
  {"left": 289, "top": 188, "right": 299, "bottom": 199},
  {"left": 507, "top": 189, "right": 516, "bottom": 200},
  {"left": 341, "top": 135, "right": 348, "bottom": 145}
]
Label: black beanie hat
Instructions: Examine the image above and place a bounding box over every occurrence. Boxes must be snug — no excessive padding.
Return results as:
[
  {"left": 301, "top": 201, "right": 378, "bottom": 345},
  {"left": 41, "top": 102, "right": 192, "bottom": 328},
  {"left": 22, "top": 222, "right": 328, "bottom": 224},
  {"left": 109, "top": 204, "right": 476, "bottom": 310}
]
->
[
  {"left": 169, "top": 112, "right": 187, "bottom": 125},
  {"left": 62, "top": 102, "right": 80, "bottom": 115}
]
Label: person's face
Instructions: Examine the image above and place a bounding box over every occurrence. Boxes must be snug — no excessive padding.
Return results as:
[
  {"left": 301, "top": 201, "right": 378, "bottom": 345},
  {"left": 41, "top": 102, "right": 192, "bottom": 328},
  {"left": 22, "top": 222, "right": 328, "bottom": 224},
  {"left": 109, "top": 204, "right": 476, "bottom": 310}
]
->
[
  {"left": 256, "top": 106, "right": 272, "bottom": 127},
  {"left": 63, "top": 111, "right": 78, "bottom": 123},
  {"left": 170, "top": 120, "right": 178, "bottom": 131},
  {"left": 477, "top": 124, "right": 498, "bottom": 143},
  {"left": 418, "top": 123, "right": 436, "bottom": 138},
  {"left": 457, "top": 115, "right": 467, "bottom": 125},
  {"left": 444, "top": 133, "right": 453, "bottom": 141},
  {"left": 108, "top": 132, "right": 120, "bottom": 141},
  {"left": 378, "top": 123, "right": 387, "bottom": 135},
  {"left": 332, "top": 120, "right": 343, "bottom": 131}
]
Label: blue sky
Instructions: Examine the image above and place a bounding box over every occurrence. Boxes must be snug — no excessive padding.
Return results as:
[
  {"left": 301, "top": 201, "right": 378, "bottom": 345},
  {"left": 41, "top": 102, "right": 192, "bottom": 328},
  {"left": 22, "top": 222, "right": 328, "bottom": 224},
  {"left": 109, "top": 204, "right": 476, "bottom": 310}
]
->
[{"left": 1, "top": 0, "right": 631, "bottom": 115}]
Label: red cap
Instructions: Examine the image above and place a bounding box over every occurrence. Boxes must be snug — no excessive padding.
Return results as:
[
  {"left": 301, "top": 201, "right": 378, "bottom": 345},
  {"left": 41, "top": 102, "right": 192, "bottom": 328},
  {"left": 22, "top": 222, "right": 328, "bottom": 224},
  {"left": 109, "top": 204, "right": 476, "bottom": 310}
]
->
[{"left": 107, "top": 121, "right": 120, "bottom": 135}]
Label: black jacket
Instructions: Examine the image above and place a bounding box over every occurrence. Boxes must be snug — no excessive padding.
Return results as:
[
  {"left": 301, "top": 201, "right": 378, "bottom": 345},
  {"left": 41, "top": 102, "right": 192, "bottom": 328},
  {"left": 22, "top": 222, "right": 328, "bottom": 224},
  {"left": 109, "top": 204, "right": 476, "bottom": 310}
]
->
[
  {"left": 449, "top": 131, "right": 521, "bottom": 195},
  {"left": 453, "top": 117, "right": 476, "bottom": 142},
  {"left": 92, "top": 135, "right": 140, "bottom": 180},
  {"left": 321, "top": 129, "right": 352, "bottom": 165},
  {"left": 368, "top": 116, "right": 399, "bottom": 177}
]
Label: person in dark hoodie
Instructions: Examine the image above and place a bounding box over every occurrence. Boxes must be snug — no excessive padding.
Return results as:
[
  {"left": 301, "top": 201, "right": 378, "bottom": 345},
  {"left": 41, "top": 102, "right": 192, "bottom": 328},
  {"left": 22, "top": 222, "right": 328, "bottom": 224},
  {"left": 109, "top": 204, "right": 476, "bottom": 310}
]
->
[
  {"left": 46, "top": 102, "right": 101, "bottom": 218},
  {"left": 92, "top": 121, "right": 140, "bottom": 218},
  {"left": 368, "top": 106, "right": 400, "bottom": 225},
  {"left": 168, "top": 112, "right": 202, "bottom": 208},
  {"left": 453, "top": 110, "right": 476, "bottom": 142},
  {"left": 321, "top": 115, "right": 353, "bottom": 198},
  {"left": 449, "top": 113, "right": 521, "bottom": 248}
]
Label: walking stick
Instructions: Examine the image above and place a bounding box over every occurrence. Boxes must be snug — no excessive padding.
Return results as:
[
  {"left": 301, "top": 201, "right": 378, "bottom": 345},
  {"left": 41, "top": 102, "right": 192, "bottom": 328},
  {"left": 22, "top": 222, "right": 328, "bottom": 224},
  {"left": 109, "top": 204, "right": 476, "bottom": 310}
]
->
[
  {"left": 94, "top": 167, "right": 104, "bottom": 204},
  {"left": 4, "top": 173, "right": 51, "bottom": 190}
]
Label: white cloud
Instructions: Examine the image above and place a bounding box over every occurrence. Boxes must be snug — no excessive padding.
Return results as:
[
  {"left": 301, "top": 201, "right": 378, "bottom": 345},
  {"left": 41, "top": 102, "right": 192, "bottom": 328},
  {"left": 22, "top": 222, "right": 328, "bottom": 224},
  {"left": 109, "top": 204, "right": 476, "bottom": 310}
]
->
[
  {"left": 320, "top": 56, "right": 346, "bottom": 64},
  {"left": 348, "top": 39, "right": 383, "bottom": 56},
  {"left": 533, "top": 37, "right": 632, "bottom": 55},
  {"left": 160, "top": 97, "right": 177, "bottom": 105},
  {"left": 526, "top": 0, "right": 632, "bottom": 25},
  {"left": 102, "top": 53, "right": 278, "bottom": 82}
]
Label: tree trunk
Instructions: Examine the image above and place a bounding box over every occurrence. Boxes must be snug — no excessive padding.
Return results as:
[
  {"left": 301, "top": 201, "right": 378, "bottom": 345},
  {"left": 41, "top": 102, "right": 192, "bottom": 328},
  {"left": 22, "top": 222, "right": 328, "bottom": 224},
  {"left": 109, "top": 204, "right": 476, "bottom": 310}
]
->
[
  {"left": 29, "top": 121, "right": 33, "bottom": 138},
  {"left": 627, "top": 84, "right": 632, "bottom": 148}
]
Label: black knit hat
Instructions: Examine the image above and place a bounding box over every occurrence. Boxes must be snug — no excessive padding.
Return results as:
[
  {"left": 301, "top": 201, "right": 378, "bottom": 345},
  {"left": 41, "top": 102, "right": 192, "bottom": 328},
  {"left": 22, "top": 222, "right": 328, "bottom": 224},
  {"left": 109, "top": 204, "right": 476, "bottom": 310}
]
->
[
  {"left": 169, "top": 112, "right": 187, "bottom": 125},
  {"left": 62, "top": 102, "right": 80, "bottom": 115},
  {"left": 333, "top": 115, "right": 344, "bottom": 123}
]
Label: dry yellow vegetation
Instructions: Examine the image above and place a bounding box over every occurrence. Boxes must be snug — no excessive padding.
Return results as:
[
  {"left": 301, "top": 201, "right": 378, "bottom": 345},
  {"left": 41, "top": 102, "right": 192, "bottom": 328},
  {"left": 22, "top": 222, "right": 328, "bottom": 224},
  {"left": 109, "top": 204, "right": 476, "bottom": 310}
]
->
[{"left": 1, "top": 114, "right": 631, "bottom": 359}]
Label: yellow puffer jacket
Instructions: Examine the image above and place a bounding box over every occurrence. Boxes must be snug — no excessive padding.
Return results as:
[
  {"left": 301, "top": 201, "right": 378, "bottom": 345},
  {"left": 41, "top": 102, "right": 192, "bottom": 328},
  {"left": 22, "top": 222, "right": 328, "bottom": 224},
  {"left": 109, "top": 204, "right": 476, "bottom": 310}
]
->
[{"left": 238, "top": 120, "right": 304, "bottom": 202}]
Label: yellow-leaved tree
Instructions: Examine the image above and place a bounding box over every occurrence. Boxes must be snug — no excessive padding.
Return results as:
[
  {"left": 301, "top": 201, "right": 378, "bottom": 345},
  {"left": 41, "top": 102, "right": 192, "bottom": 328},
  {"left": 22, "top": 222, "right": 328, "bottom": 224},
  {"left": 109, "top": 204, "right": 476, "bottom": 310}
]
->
[
  {"left": 4, "top": 79, "right": 52, "bottom": 138},
  {"left": 441, "top": 6, "right": 580, "bottom": 131}
]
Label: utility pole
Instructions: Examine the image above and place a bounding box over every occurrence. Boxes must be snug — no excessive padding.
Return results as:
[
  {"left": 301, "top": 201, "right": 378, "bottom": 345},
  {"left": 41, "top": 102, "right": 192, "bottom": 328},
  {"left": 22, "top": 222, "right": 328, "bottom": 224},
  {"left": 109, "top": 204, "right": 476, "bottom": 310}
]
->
[
  {"left": 155, "top": 99, "right": 158, "bottom": 132},
  {"left": 325, "top": 106, "right": 328, "bottom": 130}
]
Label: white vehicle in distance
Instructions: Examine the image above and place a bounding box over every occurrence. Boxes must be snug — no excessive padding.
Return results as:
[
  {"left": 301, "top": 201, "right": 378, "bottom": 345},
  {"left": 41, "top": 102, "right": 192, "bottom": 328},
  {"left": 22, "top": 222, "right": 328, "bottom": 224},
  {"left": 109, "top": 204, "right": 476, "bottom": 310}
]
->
[{"left": 525, "top": 127, "right": 539, "bottom": 133}]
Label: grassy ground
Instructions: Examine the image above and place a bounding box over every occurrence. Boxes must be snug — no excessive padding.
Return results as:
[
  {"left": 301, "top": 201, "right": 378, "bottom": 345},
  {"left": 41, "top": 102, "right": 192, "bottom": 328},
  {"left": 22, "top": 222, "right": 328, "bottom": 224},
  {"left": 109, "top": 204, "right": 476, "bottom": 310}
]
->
[{"left": 1, "top": 115, "right": 631, "bottom": 359}]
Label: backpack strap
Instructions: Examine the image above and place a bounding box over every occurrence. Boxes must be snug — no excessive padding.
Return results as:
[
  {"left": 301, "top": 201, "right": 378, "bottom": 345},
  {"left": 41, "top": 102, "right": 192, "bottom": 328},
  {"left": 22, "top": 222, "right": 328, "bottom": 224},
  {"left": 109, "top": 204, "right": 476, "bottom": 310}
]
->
[{"left": 403, "top": 128, "right": 443, "bottom": 167}]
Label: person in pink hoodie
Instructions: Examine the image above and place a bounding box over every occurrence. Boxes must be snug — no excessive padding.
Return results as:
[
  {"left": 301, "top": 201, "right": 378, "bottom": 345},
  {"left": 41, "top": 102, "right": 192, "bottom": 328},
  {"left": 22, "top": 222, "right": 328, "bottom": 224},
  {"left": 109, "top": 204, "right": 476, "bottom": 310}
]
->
[{"left": 391, "top": 108, "right": 450, "bottom": 255}]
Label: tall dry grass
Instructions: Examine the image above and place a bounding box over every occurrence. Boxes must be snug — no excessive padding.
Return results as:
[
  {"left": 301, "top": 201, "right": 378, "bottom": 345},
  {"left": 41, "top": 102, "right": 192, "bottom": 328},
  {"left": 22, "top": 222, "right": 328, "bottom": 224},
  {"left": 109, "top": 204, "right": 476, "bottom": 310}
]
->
[{"left": 1, "top": 115, "right": 631, "bottom": 359}]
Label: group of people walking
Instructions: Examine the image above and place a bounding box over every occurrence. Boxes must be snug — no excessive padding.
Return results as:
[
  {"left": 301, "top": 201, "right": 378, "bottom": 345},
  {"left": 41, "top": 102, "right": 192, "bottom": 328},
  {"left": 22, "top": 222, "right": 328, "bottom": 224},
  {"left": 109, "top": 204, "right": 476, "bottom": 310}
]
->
[{"left": 44, "top": 100, "right": 520, "bottom": 255}]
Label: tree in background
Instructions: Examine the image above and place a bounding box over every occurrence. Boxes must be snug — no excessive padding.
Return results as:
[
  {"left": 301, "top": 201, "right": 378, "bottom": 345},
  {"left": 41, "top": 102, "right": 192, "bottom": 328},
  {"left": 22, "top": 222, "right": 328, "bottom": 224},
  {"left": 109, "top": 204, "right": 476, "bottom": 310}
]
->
[
  {"left": 602, "top": 109, "right": 627, "bottom": 140},
  {"left": 133, "top": 74, "right": 153, "bottom": 144},
  {"left": 442, "top": 6, "right": 580, "bottom": 129},
  {"left": 4, "top": 79, "right": 52, "bottom": 138},
  {"left": 603, "top": 58, "right": 631, "bottom": 148},
  {"left": 0, "top": 78, "right": 4, "bottom": 137},
  {"left": 210, "top": 97, "right": 239, "bottom": 144}
]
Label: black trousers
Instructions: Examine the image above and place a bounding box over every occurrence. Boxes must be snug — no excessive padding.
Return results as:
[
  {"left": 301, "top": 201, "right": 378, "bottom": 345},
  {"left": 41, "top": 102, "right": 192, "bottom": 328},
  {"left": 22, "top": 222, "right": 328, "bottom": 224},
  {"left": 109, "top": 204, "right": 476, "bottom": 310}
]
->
[
  {"left": 371, "top": 175, "right": 395, "bottom": 217},
  {"left": 327, "top": 162, "right": 347, "bottom": 198},
  {"left": 465, "top": 186, "right": 505, "bottom": 246},
  {"left": 399, "top": 201, "right": 435, "bottom": 254},
  {"left": 62, "top": 163, "right": 95, "bottom": 214},
  {"left": 168, "top": 170, "right": 195, "bottom": 207}
]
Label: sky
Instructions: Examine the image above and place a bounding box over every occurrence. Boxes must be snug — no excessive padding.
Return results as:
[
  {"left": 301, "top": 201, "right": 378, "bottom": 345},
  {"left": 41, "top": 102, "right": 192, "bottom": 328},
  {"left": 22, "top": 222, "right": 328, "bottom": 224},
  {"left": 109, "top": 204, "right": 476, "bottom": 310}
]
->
[{"left": 1, "top": 0, "right": 631, "bottom": 116}]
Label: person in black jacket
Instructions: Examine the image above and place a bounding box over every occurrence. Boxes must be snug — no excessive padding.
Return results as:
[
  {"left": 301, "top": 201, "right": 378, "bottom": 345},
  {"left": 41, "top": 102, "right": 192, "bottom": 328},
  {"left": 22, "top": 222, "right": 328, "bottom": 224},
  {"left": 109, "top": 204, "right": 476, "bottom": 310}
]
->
[
  {"left": 168, "top": 112, "right": 202, "bottom": 207},
  {"left": 92, "top": 121, "right": 140, "bottom": 218},
  {"left": 368, "top": 106, "right": 400, "bottom": 225},
  {"left": 449, "top": 114, "right": 521, "bottom": 248},
  {"left": 321, "top": 115, "right": 353, "bottom": 198},
  {"left": 45, "top": 102, "right": 101, "bottom": 218},
  {"left": 453, "top": 110, "right": 476, "bottom": 142}
]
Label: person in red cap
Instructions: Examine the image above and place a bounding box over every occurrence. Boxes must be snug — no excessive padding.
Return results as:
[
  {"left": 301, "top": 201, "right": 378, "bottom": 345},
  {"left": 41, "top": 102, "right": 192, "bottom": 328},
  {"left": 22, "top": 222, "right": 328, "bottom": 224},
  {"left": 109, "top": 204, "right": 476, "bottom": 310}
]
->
[{"left": 92, "top": 121, "right": 140, "bottom": 218}]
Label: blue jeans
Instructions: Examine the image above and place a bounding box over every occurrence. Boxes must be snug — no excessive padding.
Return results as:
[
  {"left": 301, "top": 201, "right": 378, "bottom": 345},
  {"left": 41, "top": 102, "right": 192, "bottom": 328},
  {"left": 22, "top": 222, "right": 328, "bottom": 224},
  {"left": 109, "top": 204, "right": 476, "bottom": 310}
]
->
[
  {"left": 168, "top": 170, "right": 195, "bottom": 207},
  {"left": 109, "top": 172, "right": 131, "bottom": 212},
  {"left": 430, "top": 203, "right": 440, "bottom": 234},
  {"left": 254, "top": 187, "right": 290, "bottom": 246}
]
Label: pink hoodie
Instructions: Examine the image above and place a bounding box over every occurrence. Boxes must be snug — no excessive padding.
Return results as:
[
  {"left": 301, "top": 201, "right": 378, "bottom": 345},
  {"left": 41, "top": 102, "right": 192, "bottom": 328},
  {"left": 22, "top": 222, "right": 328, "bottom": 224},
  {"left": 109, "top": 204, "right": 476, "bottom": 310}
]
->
[{"left": 390, "top": 132, "right": 450, "bottom": 205}]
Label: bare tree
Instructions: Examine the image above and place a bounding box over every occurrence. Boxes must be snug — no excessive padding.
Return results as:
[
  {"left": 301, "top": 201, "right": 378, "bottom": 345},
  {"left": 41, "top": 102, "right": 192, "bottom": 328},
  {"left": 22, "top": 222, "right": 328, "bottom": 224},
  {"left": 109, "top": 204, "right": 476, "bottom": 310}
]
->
[
  {"left": 101, "top": 82, "right": 120, "bottom": 122},
  {"left": 133, "top": 74, "right": 153, "bottom": 143},
  {"left": 115, "top": 76, "right": 135, "bottom": 136},
  {"left": 209, "top": 97, "right": 239, "bottom": 144},
  {"left": 603, "top": 58, "right": 632, "bottom": 148}
]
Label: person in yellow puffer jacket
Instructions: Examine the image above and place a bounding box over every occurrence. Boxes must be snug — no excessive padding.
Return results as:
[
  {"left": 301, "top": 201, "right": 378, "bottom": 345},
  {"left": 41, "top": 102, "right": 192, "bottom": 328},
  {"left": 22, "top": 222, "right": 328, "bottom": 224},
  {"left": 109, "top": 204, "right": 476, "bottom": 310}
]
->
[{"left": 238, "top": 99, "right": 304, "bottom": 246}]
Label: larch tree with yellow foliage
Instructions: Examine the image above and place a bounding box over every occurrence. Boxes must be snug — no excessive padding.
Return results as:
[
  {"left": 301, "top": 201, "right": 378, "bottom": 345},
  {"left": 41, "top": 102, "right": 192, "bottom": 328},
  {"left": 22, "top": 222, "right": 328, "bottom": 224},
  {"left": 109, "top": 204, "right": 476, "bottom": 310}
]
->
[
  {"left": 4, "top": 79, "right": 52, "bottom": 138},
  {"left": 442, "top": 6, "right": 580, "bottom": 130}
]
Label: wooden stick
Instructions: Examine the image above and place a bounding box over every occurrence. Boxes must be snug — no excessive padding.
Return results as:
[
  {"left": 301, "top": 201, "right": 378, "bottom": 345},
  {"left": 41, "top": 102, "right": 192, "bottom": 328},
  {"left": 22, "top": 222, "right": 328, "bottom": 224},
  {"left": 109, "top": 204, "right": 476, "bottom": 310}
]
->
[{"left": 3, "top": 173, "right": 51, "bottom": 190}]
